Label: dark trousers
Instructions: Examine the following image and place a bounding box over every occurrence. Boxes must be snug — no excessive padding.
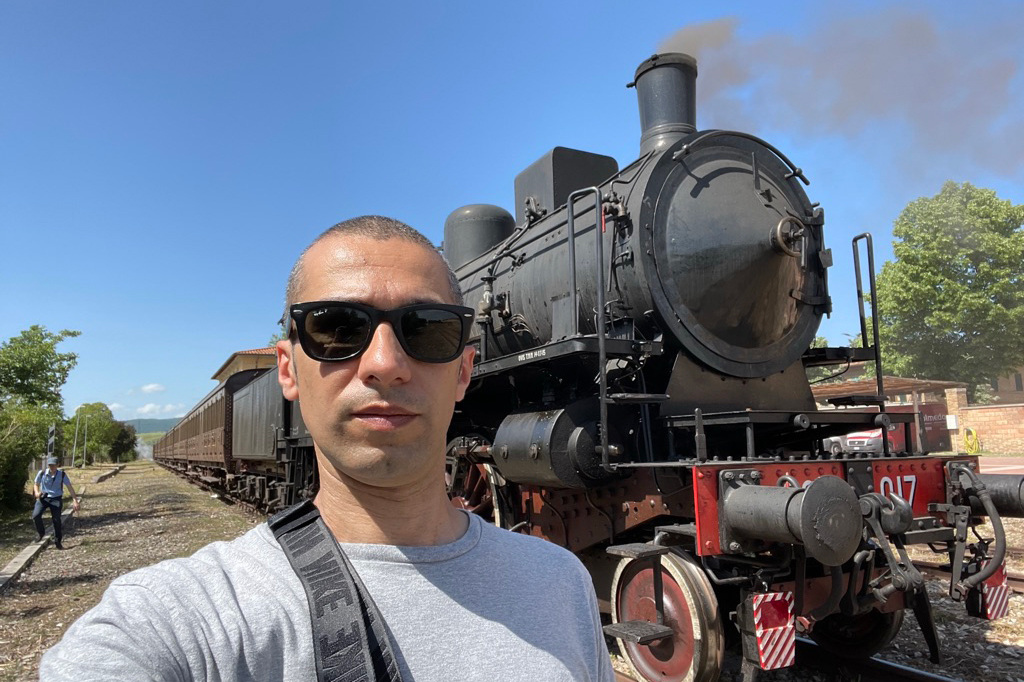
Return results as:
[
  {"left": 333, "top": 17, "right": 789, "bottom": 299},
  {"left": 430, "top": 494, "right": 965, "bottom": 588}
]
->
[{"left": 32, "top": 498, "right": 63, "bottom": 542}]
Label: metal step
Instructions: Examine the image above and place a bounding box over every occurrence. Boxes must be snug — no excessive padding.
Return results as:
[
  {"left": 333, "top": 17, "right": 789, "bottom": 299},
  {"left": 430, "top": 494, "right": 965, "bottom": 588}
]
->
[
  {"left": 603, "top": 620, "right": 674, "bottom": 644},
  {"left": 605, "top": 543, "right": 669, "bottom": 560},
  {"left": 655, "top": 523, "right": 697, "bottom": 538}
]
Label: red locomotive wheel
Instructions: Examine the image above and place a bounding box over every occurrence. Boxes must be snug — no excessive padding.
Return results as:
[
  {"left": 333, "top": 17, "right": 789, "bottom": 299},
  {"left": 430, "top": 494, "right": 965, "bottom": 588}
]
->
[{"left": 611, "top": 550, "right": 723, "bottom": 682}]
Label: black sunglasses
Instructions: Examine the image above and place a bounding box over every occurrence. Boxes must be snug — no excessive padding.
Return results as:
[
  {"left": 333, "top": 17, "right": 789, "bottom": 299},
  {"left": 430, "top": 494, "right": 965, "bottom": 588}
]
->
[{"left": 290, "top": 301, "right": 474, "bottom": 363}]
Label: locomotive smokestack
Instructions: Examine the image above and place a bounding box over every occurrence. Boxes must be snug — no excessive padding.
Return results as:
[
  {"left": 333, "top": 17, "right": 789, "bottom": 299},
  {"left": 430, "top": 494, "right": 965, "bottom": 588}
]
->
[{"left": 630, "top": 53, "right": 698, "bottom": 155}]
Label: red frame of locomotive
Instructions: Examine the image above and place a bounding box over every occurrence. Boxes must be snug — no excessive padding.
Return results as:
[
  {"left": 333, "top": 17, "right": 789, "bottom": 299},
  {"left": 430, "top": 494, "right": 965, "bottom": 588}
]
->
[{"left": 692, "top": 455, "right": 972, "bottom": 556}]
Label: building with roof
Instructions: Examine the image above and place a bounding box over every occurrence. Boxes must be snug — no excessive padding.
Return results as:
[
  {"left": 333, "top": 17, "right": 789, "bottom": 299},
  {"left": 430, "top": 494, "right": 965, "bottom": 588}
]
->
[
  {"left": 211, "top": 347, "right": 277, "bottom": 384},
  {"left": 810, "top": 375, "right": 968, "bottom": 407}
]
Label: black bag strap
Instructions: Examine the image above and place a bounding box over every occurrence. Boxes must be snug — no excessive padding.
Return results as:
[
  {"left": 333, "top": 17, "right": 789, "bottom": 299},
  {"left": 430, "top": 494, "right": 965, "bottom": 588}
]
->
[{"left": 269, "top": 500, "right": 402, "bottom": 682}]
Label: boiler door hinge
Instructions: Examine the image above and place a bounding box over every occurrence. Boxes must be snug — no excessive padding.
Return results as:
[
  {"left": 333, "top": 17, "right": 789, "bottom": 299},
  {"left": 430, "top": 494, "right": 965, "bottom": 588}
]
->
[
  {"left": 790, "top": 286, "right": 831, "bottom": 313},
  {"left": 789, "top": 289, "right": 831, "bottom": 310}
]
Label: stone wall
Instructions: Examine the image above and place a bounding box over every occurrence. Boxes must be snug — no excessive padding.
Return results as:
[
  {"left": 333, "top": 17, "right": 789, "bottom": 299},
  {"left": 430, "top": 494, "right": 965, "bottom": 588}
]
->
[{"left": 944, "top": 387, "right": 1024, "bottom": 454}]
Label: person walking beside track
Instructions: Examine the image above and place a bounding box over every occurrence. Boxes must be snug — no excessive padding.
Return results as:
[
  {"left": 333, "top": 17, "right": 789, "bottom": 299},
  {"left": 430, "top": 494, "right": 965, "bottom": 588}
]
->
[
  {"left": 41, "top": 216, "right": 613, "bottom": 682},
  {"left": 32, "top": 456, "right": 80, "bottom": 550}
]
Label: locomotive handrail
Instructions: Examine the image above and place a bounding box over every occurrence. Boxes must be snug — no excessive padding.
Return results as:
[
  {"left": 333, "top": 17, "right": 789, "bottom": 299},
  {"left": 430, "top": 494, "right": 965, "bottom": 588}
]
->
[
  {"left": 852, "top": 233, "right": 889, "bottom": 454},
  {"left": 566, "top": 186, "right": 614, "bottom": 472},
  {"left": 672, "top": 129, "right": 810, "bottom": 186}
]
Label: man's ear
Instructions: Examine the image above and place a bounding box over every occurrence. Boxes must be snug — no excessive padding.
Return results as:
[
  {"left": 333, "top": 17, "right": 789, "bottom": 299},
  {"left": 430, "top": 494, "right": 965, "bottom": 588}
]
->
[
  {"left": 453, "top": 345, "right": 475, "bottom": 403},
  {"left": 276, "top": 340, "right": 300, "bottom": 401}
]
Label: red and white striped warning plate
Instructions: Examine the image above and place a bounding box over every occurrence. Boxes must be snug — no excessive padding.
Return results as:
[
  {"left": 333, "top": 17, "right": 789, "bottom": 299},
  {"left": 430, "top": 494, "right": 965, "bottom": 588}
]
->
[
  {"left": 752, "top": 591, "right": 795, "bottom": 670},
  {"left": 982, "top": 561, "right": 1010, "bottom": 621}
]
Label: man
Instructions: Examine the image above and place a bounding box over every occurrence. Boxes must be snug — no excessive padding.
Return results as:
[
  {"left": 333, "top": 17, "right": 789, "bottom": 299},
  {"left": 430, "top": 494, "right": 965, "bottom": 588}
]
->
[
  {"left": 33, "top": 456, "right": 80, "bottom": 549},
  {"left": 41, "top": 216, "right": 613, "bottom": 681}
]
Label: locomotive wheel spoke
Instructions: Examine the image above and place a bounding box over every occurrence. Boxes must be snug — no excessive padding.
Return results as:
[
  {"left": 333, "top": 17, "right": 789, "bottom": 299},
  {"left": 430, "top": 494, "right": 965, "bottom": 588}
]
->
[{"left": 611, "top": 549, "right": 724, "bottom": 682}]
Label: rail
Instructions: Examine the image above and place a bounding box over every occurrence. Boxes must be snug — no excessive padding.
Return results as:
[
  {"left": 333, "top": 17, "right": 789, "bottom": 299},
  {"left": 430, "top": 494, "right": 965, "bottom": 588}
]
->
[
  {"left": 155, "top": 460, "right": 279, "bottom": 516},
  {"left": 913, "top": 558, "right": 1024, "bottom": 594},
  {"left": 613, "top": 639, "right": 968, "bottom": 682},
  {"left": 793, "top": 638, "right": 966, "bottom": 682}
]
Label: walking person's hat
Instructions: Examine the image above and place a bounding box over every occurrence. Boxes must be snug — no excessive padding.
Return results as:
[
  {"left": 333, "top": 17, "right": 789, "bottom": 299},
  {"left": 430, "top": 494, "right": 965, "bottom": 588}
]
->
[{"left": 46, "top": 456, "right": 58, "bottom": 465}]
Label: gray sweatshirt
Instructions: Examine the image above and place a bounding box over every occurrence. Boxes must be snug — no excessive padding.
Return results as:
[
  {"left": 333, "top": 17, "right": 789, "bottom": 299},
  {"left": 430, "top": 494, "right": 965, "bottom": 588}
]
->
[{"left": 41, "top": 511, "right": 613, "bottom": 681}]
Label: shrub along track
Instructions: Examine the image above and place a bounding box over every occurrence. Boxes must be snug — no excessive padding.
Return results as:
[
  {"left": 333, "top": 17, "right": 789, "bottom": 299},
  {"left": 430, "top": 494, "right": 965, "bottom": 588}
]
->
[{"left": 0, "top": 461, "right": 258, "bottom": 682}]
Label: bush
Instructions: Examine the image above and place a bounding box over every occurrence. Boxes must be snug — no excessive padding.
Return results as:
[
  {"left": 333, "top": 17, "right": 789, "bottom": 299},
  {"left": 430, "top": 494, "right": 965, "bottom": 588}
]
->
[{"left": 0, "top": 402, "right": 62, "bottom": 510}]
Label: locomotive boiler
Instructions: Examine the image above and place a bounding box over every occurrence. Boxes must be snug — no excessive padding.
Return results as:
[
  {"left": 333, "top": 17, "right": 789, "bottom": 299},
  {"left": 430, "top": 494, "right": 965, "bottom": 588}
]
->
[{"left": 440, "top": 53, "right": 1021, "bottom": 681}]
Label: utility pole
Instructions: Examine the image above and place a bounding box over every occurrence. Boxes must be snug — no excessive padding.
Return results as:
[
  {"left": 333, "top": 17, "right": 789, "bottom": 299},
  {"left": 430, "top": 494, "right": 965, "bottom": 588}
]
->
[
  {"left": 70, "top": 411, "right": 81, "bottom": 468},
  {"left": 83, "top": 416, "right": 89, "bottom": 466}
]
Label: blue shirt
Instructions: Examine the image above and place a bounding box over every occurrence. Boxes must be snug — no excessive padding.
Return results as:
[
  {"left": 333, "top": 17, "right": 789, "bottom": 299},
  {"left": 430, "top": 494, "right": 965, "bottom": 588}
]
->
[{"left": 35, "top": 469, "right": 72, "bottom": 499}]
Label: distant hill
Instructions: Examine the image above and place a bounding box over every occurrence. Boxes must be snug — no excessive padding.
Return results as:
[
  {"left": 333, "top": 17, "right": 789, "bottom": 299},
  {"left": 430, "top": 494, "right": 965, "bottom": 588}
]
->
[
  {"left": 125, "top": 417, "right": 180, "bottom": 433},
  {"left": 137, "top": 432, "right": 166, "bottom": 446}
]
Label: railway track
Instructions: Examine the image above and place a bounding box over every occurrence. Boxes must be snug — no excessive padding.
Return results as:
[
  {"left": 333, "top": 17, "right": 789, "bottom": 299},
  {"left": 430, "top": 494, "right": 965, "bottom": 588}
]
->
[
  {"left": 155, "top": 461, "right": 271, "bottom": 516},
  {"left": 913, "top": 558, "right": 1024, "bottom": 593},
  {"left": 613, "top": 639, "right": 967, "bottom": 682},
  {"left": 792, "top": 639, "right": 965, "bottom": 682}
]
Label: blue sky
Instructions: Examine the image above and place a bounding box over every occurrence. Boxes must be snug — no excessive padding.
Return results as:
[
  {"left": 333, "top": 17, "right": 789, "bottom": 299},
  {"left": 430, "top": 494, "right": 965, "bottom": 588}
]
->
[{"left": 2, "top": 1, "right": 1022, "bottom": 421}]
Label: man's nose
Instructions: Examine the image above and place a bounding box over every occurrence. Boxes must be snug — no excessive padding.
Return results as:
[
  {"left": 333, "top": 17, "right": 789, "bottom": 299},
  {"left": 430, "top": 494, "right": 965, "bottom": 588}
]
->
[{"left": 357, "top": 322, "right": 413, "bottom": 385}]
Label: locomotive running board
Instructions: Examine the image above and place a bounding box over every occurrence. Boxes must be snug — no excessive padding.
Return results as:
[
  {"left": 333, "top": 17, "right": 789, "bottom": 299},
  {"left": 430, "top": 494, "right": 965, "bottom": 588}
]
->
[{"left": 470, "top": 336, "right": 663, "bottom": 379}]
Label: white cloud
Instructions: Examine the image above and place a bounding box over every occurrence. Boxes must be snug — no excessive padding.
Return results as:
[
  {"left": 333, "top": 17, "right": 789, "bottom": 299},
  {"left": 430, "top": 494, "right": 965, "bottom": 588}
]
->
[
  {"left": 141, "top": 383, "right": 166, "bottom": 394},
  {"left": 107, "top": 402, "right": 125, "bottom": 411},
  {"left": 136, "top": 403, "right": 185, "bottom": 417}
]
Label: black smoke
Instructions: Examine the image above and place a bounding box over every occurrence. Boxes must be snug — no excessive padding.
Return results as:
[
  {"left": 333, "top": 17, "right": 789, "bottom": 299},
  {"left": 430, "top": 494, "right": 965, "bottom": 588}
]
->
[{"left": 658, "top": 6, "right": 1024, "bottom": 177}]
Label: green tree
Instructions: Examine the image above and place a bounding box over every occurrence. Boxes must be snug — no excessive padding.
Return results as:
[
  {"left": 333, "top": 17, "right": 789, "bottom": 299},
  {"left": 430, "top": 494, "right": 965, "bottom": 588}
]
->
[
  {"left": 844, "top": 329, "right": 876, "bottom": 380},
  {"left": 66, "top": 403, "right": 119, "bottom": 465},
  {"left": 0, "top": 403, "right": 63, "bottom": 508},
  {"left": 876, "top": 182, "right": 1024, "bottom": 401},
  {"left": 268, "top": 323, "right": 288, "bottom": 346},
  {"left": 805, "top": 335, "right": 831, "bottom": 383},
  {"left": 0, "top": 326, "right": 80, "bottom": 407},
  {"left": 109, "top": 422, "right": 139, "bottom": 463},
  {"left": 805, "top": 333, "right": 874, "bottom": 384},
  {"left": 0, "top": 326, "right": 80, "bottom": 508}
]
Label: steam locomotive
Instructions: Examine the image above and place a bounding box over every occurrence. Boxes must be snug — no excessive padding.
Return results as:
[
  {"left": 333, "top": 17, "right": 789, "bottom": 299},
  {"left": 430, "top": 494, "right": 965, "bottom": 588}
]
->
[{"left": 155, "top": 53, "right": 1022, "bottom": 682}]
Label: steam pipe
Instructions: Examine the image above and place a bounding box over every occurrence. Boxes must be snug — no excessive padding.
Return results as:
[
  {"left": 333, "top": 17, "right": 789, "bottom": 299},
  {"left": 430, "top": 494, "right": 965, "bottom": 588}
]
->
[
  {"left": 954, "top": 466, "right": 1007, "bottom": 596},
  {"left": 969, "top": 474, "right": 1024, "bottom": 518}
]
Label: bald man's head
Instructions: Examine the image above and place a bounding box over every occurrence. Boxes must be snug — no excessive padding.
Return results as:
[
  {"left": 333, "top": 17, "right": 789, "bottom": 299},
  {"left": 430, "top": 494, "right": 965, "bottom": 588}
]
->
[{"left": 283, "top": 216, "right": 463, "bottom": 328}]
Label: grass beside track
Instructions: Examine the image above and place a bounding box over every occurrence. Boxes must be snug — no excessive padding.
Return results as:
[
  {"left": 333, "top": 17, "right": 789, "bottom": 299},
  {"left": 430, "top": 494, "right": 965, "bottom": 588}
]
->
[{"left": 0, "top": 460, "right": 258, "bottom": 682}]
